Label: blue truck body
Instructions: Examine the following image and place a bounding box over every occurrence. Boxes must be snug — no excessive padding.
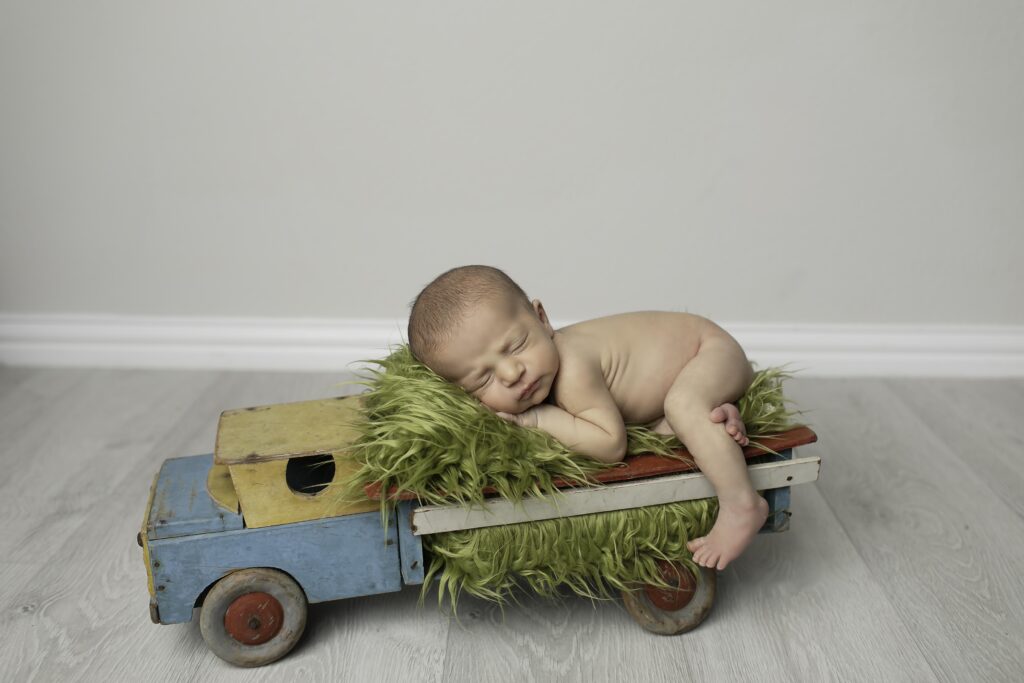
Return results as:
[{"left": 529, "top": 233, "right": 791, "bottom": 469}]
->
[{"left": 144, "top": 454, "right": 419, "bottom": 624}]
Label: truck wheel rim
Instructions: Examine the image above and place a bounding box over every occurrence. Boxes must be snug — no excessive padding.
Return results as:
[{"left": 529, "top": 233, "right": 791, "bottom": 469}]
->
[
  {"left": 643, "top": 560, "right": 696, "bottom": 612},
  {"left": 224, "top": 592, "right": 284, "bottom": 645}
]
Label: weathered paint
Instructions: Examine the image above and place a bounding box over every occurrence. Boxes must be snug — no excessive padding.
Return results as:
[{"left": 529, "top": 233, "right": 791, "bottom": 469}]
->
[
  {"left": 213, "top": 395, "right": 378, "bottom": 527},
  {"left": 644, "top": 561, "right": 696, "bottom": 611},
  {"left": 148, "top": 510, "right": 401, "bottom": 624},
  {"left": 757, "top": 447, "right": 794, "bottom": 533},
  {"left": 140, "top": 470, "right": 160, "bottom": 615},
  {"left": 396, "top": 500, "right": 425, "bottom": 585},
  {"left": 223, "top": 591, "right": 284, "bottom": 645},
  {"left": 215, "top": 396, "right": 365, "bottom": 464},
  {"left": 226, "top": 455, "right": 377, "bottom": 529},
  {"left": 206, "top": 462, "right": 239, "bottom": 513},
  {"left": 147, "top": 454, "right": 244, "bottom": 541}
]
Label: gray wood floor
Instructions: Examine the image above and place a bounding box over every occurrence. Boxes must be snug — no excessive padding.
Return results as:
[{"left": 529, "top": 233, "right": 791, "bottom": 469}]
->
[{"left": 1, "top": 367, "right": 1022, "bottom": 682}]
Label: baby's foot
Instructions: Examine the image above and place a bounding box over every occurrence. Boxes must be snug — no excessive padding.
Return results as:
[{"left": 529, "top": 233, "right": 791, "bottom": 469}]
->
[
  {"left": 710, "top": 403, "right": 749, "bottom": 446},
  {"left": 686, "top": 495, "right": 769, "bottom": 570}
]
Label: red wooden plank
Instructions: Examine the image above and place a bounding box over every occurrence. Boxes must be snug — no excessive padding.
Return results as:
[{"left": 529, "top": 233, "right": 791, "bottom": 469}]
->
[{"left": 364, "top": 425, "right": 818, "bottom": 502}]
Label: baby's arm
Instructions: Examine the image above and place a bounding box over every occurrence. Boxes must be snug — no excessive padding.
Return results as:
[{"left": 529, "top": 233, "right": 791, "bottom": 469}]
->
[{"left": 500, "top": 357, "right": 626, "bottom": 463}]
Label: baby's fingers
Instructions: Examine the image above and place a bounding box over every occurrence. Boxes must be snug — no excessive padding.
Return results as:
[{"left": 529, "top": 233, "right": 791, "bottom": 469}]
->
[{"left": 495, "top": 411, "right": 519, "bottom": 424}]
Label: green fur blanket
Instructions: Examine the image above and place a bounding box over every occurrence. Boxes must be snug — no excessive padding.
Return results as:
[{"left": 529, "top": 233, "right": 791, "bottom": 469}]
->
[{"left": 339, "top": 344, "right": 801, "bottom": 606}]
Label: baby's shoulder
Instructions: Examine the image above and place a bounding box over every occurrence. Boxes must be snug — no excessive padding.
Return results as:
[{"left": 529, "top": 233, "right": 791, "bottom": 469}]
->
[
  {"left": 552, "top": 327, "right": 603, "bottom": 371},
  {"left": 549, "top": 334, "right": 613, "bottom": 410}
]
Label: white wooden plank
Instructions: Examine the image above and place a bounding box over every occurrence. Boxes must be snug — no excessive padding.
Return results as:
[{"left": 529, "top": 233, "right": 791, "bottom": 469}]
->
[{"left": 412, "top": 456, "right": 821, "bottom": 535}]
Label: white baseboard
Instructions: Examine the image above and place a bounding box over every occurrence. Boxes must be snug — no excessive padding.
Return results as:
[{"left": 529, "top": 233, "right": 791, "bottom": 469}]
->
[{"left": 1, "top": 313, "right": 1022, "bottom": 377}]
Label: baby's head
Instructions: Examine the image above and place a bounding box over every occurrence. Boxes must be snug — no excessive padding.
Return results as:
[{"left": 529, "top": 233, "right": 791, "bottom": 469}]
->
[{"left": 408, "top": 265, "right": 559, "bottom": 414}]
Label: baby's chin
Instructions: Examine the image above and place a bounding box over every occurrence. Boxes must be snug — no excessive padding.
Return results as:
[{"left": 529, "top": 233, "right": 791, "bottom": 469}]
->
[
  {"left": 531, "top": 385, "right": 551, "bottom": 404},
  {"left": 521, "top": 386, "right": 550, "bottom": 410}
]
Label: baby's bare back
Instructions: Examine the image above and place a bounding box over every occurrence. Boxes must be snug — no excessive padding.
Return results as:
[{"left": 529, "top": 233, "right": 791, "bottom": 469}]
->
[{"left": 553, "top": 311, "right": 724, "bottom": 425}]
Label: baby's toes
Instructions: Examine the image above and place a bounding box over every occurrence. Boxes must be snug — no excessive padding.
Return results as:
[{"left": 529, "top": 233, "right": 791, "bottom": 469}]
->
[{"left": 705, "top": 551, "right": 722, "bottom": 570}]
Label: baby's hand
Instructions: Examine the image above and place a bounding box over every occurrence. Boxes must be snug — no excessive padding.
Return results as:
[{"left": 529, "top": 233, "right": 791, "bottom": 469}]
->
[{"left": 495, "top": 408, "right": 540, "bottom": 428}]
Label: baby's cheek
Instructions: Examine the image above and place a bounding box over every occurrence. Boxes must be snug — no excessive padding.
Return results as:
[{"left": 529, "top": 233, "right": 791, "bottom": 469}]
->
[{"left": 476, "top": 396, "right": 499, "bottom": 412}]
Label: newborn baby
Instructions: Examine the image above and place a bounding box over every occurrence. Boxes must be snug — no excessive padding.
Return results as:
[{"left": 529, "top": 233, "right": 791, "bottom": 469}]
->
[{"left": 408, "top": 265, "right": 767, "bottom": 571}]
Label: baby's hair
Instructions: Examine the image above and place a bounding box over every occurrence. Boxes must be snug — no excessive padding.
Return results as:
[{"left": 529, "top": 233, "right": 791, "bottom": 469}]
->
[{"left": 408, "top": 265, "right": 532, "bottom": 370}]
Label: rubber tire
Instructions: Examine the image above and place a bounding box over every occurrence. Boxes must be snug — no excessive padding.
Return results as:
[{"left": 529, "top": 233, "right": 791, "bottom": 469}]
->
[
  {"left": 621, "top": 565, "right": 717, "bottom": 635},
  {"left": 199, "top": 568, "right": 307, "bottom": 667}
]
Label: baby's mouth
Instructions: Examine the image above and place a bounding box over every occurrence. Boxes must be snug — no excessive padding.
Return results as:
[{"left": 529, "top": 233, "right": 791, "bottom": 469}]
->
[{"left": 519, "top": 379, "right": 539, "bottom": 400}]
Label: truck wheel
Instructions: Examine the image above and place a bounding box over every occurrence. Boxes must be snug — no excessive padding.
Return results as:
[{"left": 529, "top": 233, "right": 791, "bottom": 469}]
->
[
  {"left": 199, "top": 568, "right": 307, "bottom": 667},
  {"left": 621, "top": 561, "right": 716, "bottom": 635}
]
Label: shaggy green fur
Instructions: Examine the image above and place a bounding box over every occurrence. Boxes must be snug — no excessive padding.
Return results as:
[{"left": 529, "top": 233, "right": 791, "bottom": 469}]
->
[
  {"left": 423, "top": 500, "right": 719, "bottom": 609},
  {"left": 336, "top": 344, "right": 804, "bottom": 606}
]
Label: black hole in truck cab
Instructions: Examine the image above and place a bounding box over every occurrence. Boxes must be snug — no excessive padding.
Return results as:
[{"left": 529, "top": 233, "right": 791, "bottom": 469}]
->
[{"left": 286, "top": 453, "right": 336, "bottom": 496}]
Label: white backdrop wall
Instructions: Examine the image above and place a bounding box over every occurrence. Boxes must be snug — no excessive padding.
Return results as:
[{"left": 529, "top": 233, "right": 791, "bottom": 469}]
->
[{"left": 1, "top": 2, "right": 1022, "bottom": 373}]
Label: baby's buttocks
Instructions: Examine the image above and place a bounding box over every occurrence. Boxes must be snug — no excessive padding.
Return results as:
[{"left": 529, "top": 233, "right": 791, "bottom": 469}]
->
[{"left": 556, "top": 312, "right": 712, "bottom": 424}]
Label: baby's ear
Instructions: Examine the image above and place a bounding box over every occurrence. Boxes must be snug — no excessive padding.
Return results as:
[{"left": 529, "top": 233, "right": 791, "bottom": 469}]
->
[{"left": 532, "top": 299, "right": 554, "bottom": 333}]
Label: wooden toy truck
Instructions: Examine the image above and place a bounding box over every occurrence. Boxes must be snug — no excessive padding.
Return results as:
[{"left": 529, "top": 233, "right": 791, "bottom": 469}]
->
[{"left": 139, "top": 396, "right": 819, "bottom": 667}]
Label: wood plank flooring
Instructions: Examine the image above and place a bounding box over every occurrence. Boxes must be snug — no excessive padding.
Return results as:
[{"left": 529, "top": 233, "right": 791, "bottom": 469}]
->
[{"left": 1, "top": 368, "right": 1021, "bottom": 682}]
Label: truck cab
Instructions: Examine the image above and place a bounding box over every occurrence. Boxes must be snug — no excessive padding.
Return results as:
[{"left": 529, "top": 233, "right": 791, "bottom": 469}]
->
[{"left": 139, "top": 396, "right": 418, "bottom": 666}]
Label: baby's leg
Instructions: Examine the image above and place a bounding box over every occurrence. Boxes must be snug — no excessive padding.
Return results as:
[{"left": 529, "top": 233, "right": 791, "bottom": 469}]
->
[{"left": 663, "top": 334, "right": 766, "bottom": 571}]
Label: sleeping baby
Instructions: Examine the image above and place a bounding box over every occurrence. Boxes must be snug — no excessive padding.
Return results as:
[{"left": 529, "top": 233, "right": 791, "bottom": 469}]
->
[{"left": 407, "top": 265, "right": 766, "bottom": 571}]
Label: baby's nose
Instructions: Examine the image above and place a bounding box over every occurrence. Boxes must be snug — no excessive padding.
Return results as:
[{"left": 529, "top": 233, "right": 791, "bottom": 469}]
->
[{"left": 498, "top": 360, "right": 524, "bottom": 384}]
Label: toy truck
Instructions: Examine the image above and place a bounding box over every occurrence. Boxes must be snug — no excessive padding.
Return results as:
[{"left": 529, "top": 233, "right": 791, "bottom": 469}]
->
[{"left": 139, "top": 396, "right": 819, "bottom": 667}]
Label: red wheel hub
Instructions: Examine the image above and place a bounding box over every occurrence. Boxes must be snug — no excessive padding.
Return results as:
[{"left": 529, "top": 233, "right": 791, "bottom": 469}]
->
[
  {"left": 224, "top": 592, "right": 284, "bottom": 645},
  {"left": 644, "top": 561, "right": 696, "bottom": 612}
]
